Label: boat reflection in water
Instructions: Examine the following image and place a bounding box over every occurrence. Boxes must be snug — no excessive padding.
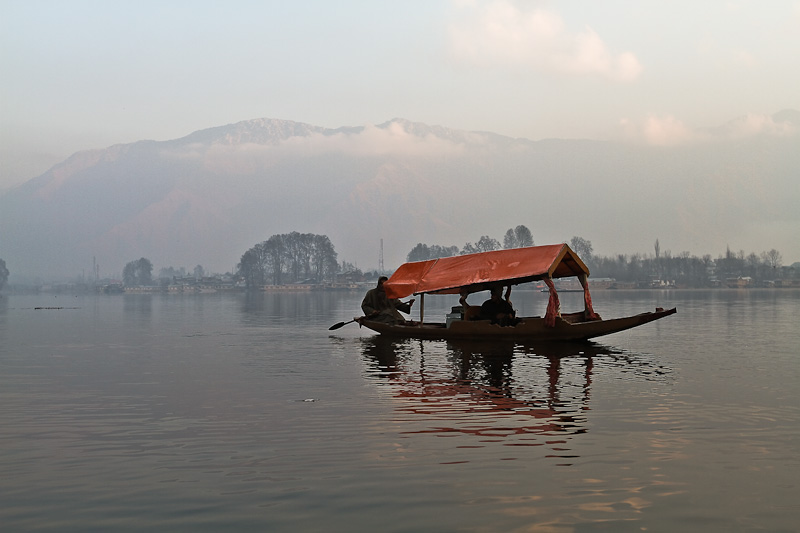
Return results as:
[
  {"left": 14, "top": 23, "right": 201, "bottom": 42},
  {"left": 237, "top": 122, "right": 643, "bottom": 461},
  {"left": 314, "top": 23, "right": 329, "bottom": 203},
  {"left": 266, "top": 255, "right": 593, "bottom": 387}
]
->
[{"left": 360, "top": 336, "right": 668, "bottom": 464}]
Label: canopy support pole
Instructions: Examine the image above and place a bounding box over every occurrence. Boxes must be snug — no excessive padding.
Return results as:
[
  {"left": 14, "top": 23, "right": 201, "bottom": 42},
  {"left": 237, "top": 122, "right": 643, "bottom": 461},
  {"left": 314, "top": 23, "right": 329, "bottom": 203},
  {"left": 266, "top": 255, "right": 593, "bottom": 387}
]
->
[{"left": 418, "top": 293, "right": 425, "bottom": 326}]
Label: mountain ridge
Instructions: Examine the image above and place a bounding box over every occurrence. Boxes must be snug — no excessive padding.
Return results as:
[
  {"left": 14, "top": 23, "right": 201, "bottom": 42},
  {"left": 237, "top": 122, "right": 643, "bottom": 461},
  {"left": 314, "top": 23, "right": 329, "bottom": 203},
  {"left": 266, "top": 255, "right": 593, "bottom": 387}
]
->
[{"left": 1, "top": 113, "right": 798, "bottom": 281}]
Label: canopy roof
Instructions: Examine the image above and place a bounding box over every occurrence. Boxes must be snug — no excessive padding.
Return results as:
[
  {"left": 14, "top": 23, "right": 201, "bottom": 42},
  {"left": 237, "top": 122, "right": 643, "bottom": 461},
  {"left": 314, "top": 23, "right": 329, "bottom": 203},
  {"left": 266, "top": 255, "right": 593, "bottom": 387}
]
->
[{"left": 384, "top": 243, "right": 590, "bottom": 299}]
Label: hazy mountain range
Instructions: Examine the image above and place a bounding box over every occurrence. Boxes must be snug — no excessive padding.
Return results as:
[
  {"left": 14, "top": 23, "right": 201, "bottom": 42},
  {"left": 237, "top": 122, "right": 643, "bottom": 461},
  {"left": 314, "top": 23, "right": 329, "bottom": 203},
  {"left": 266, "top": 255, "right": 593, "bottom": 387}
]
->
[{"left": 1, "top": 112, "right": 798, "bottom": 282}]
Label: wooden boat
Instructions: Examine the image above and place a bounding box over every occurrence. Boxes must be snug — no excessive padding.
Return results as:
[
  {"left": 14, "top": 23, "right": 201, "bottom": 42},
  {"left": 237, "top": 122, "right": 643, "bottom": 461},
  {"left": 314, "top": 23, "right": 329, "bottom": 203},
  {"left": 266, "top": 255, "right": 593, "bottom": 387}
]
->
[{"left": 357, "top": 243, "right": 676, "bottom": 341}]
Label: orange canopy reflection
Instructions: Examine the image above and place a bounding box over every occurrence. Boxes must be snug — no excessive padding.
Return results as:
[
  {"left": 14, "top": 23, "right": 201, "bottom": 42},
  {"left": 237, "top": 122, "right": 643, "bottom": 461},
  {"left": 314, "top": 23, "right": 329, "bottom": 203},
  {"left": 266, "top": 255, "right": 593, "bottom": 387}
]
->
[{"left": 359, "top": 338, "right": 622, "bottom": 462}]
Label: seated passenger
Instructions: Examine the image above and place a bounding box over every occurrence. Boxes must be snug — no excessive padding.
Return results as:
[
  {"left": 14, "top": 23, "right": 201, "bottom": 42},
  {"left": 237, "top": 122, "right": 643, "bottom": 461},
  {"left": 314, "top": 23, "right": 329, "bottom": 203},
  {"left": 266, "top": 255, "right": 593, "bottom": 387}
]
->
[{"left": 480, "top": 286, "right": 517, "bottom": 326}]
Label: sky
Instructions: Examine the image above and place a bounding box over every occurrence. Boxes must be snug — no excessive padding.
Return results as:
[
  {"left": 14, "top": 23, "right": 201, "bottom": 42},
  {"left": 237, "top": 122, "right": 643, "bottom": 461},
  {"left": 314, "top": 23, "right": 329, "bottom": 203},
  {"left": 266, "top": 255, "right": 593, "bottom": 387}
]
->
[
  {"left": 2, "top": 0, "right": 799, "bottom": 187},
  {"left": 1, "top": 0, "right": 799, "bottom": 265}
]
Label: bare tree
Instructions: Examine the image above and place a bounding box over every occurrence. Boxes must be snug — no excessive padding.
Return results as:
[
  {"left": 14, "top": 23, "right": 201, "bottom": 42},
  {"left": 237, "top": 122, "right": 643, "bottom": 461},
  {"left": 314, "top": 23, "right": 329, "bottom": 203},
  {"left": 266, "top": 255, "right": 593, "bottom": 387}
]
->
[
  {"left": 237, "top": 232, "right": 339, "bottom": 289},
  {"left": 407, "top": 243, "right": 431, "bottom": 262},
  {"left": 503, "top": 225, "right": 534, "bottom": 249},
  {"left": 569, "top": 236, "right": 594, "bottom": 261},
  {"left": 0, "top": 258, "right": 9, "bottom": 291},
  {"left": 311, "top": 234, "right": 338, "bottom": 282},
  {"left": 407, "top": 243, "right": 458, "bottom": 262},
  {"left": 122, "top": 257, "right": 153, "bottom": 286},
  {"left": 237, "top": 245, "right": 267, "bottom": 289},
  {"left": 463, "top": 236, "right": 500, "bottom": 254},
  {"left": 762, "top": 249, "right": 783, "bottom": 269}
]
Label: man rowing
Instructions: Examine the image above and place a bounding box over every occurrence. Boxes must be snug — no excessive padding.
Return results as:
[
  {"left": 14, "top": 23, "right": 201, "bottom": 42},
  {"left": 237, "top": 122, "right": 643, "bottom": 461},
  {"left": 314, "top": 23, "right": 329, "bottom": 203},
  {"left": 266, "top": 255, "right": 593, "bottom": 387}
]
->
[{"left": 360, "top": 276, "right": 415, "bottom": 325}]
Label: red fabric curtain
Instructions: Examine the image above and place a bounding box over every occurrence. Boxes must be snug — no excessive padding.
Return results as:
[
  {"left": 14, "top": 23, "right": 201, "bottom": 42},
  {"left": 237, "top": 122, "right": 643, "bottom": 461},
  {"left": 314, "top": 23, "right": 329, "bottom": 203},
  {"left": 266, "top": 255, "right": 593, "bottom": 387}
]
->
[
  {"left": 543, "top": 277, "right": 560, "bottom": 328},
  {"left": 578, "top": 273, "right": 600, "bottom": 320}
]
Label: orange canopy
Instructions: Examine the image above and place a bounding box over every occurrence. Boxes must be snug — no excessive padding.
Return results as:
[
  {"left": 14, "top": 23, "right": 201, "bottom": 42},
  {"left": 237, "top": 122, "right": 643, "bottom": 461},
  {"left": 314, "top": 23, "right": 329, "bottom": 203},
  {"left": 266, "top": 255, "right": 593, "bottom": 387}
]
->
[{"left": 384, "top": 243, "right": 590, "bottom": 299}]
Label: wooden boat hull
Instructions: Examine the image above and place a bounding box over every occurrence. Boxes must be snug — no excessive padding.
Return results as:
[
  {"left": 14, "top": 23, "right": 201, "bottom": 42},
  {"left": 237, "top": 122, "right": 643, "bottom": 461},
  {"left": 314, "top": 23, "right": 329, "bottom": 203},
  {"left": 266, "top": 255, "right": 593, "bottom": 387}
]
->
[{"left": 359, "top": 307, "right": 676, "bottom": 341}]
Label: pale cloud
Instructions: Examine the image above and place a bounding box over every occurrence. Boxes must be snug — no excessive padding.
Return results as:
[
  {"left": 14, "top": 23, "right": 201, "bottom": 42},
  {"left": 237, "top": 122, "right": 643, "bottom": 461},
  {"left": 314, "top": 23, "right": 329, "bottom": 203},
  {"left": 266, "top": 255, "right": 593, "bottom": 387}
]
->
[
  {"left": 279, "top": 123, "right": 469, "bottom": 158},
  {"left": 448, "top": 0, "right": 642, "bottom": 82},
  {"left": 620, "top": 112, "right": 796, "bottom": 146},
  {"left": 641, "top": 115, "right": 698, "bottom": 146},
  {"left": 618, "top": 115, "right": 699, "bottom": 146},
  {"left": 163, "top": 122, "right": 470, "bottom": 173},
  {"left": 722, "top": 113, "right": 796, "bottom": 138},
  {"left": 735, "top": 49, "right": 756, "bottom": 68}
]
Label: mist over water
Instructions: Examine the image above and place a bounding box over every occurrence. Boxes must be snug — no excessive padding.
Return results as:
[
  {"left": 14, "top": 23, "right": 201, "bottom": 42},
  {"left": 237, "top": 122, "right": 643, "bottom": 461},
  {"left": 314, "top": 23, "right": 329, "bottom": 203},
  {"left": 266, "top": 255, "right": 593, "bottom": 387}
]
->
[{"left": 1, "top": 289, "right": 798, "bottom": 531}]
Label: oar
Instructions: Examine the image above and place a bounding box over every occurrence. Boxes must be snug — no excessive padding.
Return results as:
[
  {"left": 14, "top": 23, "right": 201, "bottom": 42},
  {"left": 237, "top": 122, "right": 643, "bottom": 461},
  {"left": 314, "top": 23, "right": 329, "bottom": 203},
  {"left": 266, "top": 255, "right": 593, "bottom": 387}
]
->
[{"left": 328, "top": 317, "right": 362, "bottom": 330}]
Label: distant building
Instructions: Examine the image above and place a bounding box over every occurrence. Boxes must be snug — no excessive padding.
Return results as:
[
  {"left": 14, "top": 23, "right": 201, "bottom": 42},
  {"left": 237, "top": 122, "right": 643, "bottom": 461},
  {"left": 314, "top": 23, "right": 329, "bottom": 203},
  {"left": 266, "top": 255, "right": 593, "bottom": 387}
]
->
[{"left": 726, "top": 276, "right": 753, "bottom": 288}]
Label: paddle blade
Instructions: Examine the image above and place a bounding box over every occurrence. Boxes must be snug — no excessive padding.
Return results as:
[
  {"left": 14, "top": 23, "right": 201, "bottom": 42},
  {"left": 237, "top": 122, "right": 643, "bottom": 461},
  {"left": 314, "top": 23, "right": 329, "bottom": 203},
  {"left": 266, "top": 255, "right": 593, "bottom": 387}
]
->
[{"left": 329, "top": 317, "right": 362, "bottom": 330}]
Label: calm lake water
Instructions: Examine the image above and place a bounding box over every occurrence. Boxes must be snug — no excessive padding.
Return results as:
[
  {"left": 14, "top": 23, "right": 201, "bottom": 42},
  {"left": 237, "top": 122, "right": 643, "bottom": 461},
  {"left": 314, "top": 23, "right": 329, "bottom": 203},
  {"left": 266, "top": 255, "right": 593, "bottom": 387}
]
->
[{"left": 1, "top": 289, "right": 798, "bottom": 532}]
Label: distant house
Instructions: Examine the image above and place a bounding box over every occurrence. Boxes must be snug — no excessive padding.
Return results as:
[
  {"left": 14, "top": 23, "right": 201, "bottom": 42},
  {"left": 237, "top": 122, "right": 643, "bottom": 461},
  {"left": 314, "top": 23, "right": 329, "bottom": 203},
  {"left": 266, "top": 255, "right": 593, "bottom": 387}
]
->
[
  {"left": 726, "top": 276, "right": 753, "bottom": 288},
  {"left": 124, "top": 285, "right": 162, "bottom": 293},
  {"left": 649, "top": 279, "right": 676, "bottom": 289},
  {"left": 554, "top": 277, "right": 616, "bottom": 291}
]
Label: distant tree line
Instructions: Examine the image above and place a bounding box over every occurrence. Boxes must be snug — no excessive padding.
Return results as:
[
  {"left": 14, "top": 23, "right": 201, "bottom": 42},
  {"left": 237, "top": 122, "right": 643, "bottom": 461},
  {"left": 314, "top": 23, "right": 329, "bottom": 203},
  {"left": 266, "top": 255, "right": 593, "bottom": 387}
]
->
[
  {"left": 103, "top": 229, "right": 796, "bottom": 291},
  {"left": 407, "top": 225, "right": 535, "bottom": 262},
  {"left": 404, "top": 231, "right": 795, "bottom": 287},
  {"left": 158, "top": 265, "right": 205, "bottom": 280},
  {"left": 589, "top": 242, "right": 792, "bottom": 287},
  {"left": 117, "top": 233, "right": 339, "bottom": 290},
  {"left": 237, "top": 232, "right": 338, "bottom": 289}
]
